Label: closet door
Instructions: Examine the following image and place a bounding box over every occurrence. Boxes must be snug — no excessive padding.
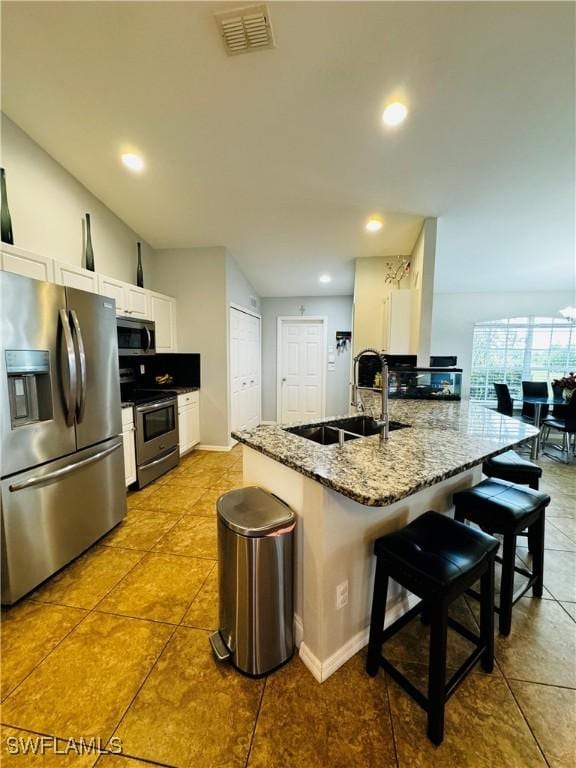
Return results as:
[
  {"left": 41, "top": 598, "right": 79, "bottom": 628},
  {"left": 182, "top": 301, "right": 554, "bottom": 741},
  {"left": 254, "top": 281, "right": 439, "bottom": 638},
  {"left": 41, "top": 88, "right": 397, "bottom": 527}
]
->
[{"left": 230, "top": 307, "right": 261, "bottom": 433}]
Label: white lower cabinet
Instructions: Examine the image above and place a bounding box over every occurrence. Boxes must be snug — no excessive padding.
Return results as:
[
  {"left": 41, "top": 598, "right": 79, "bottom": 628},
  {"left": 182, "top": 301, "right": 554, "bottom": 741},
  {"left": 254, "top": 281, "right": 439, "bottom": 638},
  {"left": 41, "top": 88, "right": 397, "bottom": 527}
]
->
[
  {"left": 121, "top": 408, "right": 137, "bottom": 486},
  {"left": 178, "top": 392, "right": 200, "bottom": 455}
]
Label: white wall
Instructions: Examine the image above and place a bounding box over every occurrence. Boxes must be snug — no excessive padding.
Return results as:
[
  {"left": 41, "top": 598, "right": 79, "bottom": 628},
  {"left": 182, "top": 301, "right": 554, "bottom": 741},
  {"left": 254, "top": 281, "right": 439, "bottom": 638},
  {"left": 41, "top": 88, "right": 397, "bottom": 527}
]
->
[
  {"left": 431, "top": 289, "right": 575, "bottom": 397},
  {"left": 1, "top": 114, "right": 153, "bottom": 283},
  {"left": 261, "top": 296, "right": 353, "bottom": 422},
  {"left": 151, "top": 247, "right": 230, "bottom": 447},
  {"left": 226, "top": 252, "right": 260, "bottom": 313}
]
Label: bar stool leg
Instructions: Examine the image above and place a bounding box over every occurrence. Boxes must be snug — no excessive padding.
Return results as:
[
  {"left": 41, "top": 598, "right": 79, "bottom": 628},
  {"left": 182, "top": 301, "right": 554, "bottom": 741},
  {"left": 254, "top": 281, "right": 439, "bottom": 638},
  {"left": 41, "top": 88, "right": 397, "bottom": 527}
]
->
[
  {"left": 427, "top": 600, "right": 448, "bottom": 745},
  {"left": 527, "top": 480, "right": 539, "bottom": 554},
  {"left": 530, "top": 510, "right": 545, "bottom": 598},
  {"left": 499, "top": 534, "right": 516, "bottom": 636},
  {"left": 366, "top": 557, "right": 389, "bottom": 677},
  {"left": 480, "top": 557, "right": 495, "bottom": 672}
]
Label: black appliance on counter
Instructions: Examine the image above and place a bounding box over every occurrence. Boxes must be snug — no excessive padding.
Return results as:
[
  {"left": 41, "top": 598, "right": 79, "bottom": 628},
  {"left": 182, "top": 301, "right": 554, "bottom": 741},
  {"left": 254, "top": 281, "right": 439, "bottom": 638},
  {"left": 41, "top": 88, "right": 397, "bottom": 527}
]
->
[
  {"left": 358, "top": 354, "right": 417, "bottom": 388},
  {"left": 357, "top": 353, "right": 462, "bottom": 400},
  {"left": 120, "top": 368, "right": 179, "bottom": 487},
  {"left": 430, "top": 355, "right": 458, "bottom": 368}
]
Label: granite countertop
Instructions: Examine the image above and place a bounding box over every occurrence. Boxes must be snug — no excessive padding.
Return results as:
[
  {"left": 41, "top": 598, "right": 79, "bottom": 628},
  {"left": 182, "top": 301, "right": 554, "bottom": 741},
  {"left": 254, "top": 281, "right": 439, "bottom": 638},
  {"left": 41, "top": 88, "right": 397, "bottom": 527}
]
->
[
  {"left": 170, "top": 386, "right": 199, "bottom": 395},
  {"left": 121, "top": 401, "right": 134, "bottom": 409},
  {"left": 232, "top": 401, "right": 539, "bottom": 507}
]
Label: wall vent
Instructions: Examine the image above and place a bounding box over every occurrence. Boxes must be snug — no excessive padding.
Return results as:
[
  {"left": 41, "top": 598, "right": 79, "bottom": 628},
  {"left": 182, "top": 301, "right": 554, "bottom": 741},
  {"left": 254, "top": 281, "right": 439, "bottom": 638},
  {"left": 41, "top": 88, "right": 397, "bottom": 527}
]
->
[
  {"left": 215, "top": 4, "right": 275, "bottom": 56},
  {"left": 249, "top": 295, "right": 259, "bottom": 309}
]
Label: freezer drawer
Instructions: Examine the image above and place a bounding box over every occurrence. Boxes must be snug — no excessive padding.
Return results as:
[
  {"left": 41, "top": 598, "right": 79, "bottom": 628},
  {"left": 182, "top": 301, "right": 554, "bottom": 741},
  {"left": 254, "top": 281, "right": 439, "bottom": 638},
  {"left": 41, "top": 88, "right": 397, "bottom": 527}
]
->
[{"left": 1, "top": 436, "right": 126, "bottom": 604}]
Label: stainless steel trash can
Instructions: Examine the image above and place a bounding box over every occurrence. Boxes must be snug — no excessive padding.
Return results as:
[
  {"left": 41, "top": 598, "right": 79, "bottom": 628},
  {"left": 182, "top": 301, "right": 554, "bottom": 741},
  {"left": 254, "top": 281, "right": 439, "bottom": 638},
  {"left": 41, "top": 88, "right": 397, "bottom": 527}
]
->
[{"left": 209, "top": 486, "right": 295, "bottom": 676}]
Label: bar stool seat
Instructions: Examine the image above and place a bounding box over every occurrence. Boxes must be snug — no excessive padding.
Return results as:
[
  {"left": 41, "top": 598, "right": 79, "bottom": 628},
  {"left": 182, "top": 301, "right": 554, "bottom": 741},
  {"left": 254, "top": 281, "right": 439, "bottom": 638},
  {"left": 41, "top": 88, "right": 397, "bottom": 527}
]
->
[
  {"left": 367, "top": 511, "right": 499, "bottom": 745},
  {"left": 453, "top": 479, "right": 550, "bottom": 636},
  {"left": 483, "top": 450, "right": 542, "bottom": 490}
]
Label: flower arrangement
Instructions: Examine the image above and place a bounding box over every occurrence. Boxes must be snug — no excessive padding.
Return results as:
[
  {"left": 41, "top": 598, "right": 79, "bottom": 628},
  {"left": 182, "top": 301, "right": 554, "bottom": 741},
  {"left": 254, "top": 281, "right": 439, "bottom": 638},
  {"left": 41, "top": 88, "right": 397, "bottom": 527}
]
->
[
  {"left": 552, "top": 373, "right": 576, "bottom": 389},
  {"left": 552, "top": 373, "right": 576, "bottom": 401}
]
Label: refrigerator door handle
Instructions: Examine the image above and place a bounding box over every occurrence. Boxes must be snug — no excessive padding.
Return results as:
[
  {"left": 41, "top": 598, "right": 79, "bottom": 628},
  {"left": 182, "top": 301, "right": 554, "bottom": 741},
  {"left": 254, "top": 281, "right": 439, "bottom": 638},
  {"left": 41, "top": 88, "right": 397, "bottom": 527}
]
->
[
  {"left": 70, "top": 309, "right": 87, "bottom": 423},
  {"left": 59, "top": 308, "right": 77, "bottom": 427},
  {"left": 8, "top": 441, "right": 122, "bottom": 492}
]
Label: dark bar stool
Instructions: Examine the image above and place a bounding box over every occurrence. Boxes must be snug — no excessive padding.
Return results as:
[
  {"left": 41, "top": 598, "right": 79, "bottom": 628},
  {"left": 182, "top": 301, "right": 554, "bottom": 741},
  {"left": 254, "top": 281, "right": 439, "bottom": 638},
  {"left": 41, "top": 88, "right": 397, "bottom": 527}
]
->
[
  {"left": 453, "top": 479, "right": 550, "bottom": 636},
  {"left": 483, "top": 451, "right": 543, "bottom": 552},
  {"left": 483, "top": 450, "right": 542, "bottom": 490},
  {"left": 366, "top": 511, "right": 499, "bottom": 745}
]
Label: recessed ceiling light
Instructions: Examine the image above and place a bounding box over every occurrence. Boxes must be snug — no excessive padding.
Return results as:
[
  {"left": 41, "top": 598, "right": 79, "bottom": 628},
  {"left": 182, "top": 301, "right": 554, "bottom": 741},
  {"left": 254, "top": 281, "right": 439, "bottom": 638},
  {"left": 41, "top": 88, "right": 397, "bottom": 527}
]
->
[
  {"left": 121, "top": 153, "right": 145, "bottom": 172},
  {"left": 382, "top": 102, "right": 408, "bottom": 127},
  {"left": 319, "top": 274, "right": 332, "bottom": 284},
  {"left": 365, "top": 216, "right": 383, "bottom": 232}
]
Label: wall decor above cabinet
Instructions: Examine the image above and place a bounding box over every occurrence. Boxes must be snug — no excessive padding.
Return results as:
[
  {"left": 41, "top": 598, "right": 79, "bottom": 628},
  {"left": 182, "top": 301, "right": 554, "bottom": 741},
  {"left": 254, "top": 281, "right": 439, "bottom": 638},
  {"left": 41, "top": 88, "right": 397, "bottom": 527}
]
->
[
  {"left": 1, "top": 168, "right": 14, "bottom": 245},
  {"left": 136, "top": 241, "right": 144, "bottom": 287},
  {"left": 84, "top": 213, "right": 95, "bottom": 271}
]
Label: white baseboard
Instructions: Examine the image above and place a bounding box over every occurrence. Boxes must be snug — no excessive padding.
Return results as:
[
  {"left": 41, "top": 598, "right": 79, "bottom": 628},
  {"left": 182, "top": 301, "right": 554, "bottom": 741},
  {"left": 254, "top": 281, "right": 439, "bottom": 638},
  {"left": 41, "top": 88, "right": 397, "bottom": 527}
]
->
[
  {"left": 294, "top": 614, "right": 303, "bottom": 648},
  {"left": 298, "top": 593, "right": 421, "bottom": 683},
  {"left": 197, "top": 443, "right": 234, "bottom": 452}
]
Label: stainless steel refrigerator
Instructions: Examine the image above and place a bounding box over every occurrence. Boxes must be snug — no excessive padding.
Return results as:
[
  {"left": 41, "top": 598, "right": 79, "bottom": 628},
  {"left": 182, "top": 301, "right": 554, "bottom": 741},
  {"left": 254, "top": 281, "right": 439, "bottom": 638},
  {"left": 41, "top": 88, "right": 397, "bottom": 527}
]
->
[{"left": 1, "top": 271, "right": 126, "bottom": 604}]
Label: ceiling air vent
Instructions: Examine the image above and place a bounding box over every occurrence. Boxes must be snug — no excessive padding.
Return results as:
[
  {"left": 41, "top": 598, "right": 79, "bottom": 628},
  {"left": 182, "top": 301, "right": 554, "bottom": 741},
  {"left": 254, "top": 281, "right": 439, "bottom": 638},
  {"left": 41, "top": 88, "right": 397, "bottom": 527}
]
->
[{"left": 215, "top": 4, "right": 275, "bottom": 56}]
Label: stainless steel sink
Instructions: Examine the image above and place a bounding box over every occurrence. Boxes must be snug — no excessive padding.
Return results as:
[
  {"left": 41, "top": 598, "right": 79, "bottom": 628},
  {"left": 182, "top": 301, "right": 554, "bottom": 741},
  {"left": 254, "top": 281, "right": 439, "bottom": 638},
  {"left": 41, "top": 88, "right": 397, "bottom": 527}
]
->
[{"left": 284, "top": 416, "right": 409, "bottom": 446}]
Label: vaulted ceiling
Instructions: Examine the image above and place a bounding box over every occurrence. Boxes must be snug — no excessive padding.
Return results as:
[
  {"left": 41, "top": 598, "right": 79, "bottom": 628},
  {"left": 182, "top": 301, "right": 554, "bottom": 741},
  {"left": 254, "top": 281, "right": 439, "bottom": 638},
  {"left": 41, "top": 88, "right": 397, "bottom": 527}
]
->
[{"left": 2, "top": 1, "right": 574, "bottom": 296}]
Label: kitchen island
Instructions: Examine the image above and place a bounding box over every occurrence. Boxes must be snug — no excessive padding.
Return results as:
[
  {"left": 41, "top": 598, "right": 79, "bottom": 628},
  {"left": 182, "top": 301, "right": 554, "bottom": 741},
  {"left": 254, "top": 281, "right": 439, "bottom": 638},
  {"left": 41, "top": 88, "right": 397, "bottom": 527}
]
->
[{"left": 232, "top": 401, "right": 538, "bottom": 682}]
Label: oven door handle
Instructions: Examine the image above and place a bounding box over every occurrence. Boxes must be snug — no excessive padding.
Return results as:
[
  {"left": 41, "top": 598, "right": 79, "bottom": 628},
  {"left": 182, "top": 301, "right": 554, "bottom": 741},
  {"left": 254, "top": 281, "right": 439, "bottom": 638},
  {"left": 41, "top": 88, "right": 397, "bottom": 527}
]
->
[{"left": 136, "top": 399, "right": 176, "bottom": 414}]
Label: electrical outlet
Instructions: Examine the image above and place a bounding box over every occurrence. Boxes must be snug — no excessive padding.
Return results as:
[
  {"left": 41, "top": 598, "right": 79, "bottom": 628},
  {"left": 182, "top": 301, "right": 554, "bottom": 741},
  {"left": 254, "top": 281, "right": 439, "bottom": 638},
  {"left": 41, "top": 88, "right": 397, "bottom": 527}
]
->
[
  {"left": 140, "top": 364, "right": 145, "bottom": 375},
  {"left": 336, "top": 580, "right": 348, "bottom": 610}
]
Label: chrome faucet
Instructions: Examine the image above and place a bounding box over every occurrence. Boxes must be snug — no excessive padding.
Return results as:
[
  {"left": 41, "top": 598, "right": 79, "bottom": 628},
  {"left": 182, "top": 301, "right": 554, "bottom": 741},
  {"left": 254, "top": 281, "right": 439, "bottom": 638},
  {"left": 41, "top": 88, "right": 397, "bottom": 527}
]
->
[{"left": 351, "top": 348, "right": 390, "bottom": 445}]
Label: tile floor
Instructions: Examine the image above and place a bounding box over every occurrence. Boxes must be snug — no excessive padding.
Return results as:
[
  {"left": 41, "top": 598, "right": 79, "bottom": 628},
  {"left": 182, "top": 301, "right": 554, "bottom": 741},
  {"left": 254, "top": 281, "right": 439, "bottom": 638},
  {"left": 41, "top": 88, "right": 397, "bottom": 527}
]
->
[{"left": 1, "top": 446, "right": 574, "bottom": 767}]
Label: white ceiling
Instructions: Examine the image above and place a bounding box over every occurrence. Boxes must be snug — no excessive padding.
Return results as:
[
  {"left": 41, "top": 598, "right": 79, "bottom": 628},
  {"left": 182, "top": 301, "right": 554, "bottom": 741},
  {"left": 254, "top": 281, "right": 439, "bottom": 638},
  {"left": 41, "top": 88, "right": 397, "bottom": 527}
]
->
[{"left": 2, "top": 1, "right": 574, "bottom": 297}]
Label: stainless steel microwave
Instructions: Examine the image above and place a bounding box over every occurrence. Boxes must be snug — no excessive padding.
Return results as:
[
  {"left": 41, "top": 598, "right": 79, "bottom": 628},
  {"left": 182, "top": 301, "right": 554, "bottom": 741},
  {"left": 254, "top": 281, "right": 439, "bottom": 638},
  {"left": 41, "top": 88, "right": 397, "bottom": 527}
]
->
[{"left": 116, "top": 317, "right": 156, "bottom": 356}]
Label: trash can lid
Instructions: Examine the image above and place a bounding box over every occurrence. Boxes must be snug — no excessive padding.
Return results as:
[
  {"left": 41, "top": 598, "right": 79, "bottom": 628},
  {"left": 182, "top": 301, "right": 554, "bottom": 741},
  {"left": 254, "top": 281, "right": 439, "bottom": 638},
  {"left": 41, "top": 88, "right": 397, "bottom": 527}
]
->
[{"left": 217, "top": 486, "right": 295, "bottom": 537}]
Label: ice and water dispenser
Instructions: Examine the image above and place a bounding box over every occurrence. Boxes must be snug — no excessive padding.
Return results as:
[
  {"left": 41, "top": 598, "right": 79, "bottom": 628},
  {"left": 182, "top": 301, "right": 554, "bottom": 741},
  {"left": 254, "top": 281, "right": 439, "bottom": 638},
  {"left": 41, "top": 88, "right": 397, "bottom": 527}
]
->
[{"left": 6, "top": 350, "right": 53, "bottom": 428}]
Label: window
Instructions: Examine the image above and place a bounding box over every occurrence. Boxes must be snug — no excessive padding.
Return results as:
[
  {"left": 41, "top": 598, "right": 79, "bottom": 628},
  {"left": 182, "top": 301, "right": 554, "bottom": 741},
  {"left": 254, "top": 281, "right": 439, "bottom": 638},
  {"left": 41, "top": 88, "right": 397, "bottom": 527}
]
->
[{"left": 470, "top": 316, "right": 576, "bottom": 403}]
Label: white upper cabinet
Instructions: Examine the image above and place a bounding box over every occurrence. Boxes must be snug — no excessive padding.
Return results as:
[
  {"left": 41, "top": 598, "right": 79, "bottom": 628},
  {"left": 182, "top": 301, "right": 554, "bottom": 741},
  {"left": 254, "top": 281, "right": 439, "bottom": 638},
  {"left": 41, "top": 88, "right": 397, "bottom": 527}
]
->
[
  {"left": 98, "top": 274, "right": 127, "bottom": 313},
  {"left": 125, "top": 285, "right": 149, "bottom": 318},
  {"left": 149, "top": 291, "right": 177, "bottom": 352},
  {"left": 1, "top": 245, "right": 174, "bottom": 342},
  {"left": 54, "top": 261, "right": 98, "bottom": 293},
  {"left": 0, "top": 244, "right": 54, "bottom": 283},
  {"left": 97, "top": 275, "right": 150, "bottom": 319},
  {"left": 382, "top": 289, "right": 413, "bottom": 354}
]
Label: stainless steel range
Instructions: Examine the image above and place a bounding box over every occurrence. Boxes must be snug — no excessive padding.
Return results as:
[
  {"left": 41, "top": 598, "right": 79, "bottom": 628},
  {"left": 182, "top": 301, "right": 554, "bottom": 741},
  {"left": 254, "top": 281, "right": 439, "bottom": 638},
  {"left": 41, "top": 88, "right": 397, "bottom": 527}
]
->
[{"left": 120, "top": 370, "right": 179, "bottom": 487}]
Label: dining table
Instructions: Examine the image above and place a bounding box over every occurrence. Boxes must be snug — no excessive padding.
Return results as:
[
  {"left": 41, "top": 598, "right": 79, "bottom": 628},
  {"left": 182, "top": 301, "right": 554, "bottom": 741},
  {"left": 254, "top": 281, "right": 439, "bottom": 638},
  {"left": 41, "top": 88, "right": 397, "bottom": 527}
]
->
[{"left": 522, "top": 395, "right": 567, "bottom": 458}]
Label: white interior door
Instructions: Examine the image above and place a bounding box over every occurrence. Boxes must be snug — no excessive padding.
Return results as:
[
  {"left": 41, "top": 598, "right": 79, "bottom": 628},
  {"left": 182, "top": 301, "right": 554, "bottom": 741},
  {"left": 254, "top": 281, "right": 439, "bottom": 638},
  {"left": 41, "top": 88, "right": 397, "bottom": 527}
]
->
[
  {"left": 279, "top": 319, "right": 326, "bottom": 424},
  {"left": 230, "top": 307, "right": 261, "bottom": 432}
]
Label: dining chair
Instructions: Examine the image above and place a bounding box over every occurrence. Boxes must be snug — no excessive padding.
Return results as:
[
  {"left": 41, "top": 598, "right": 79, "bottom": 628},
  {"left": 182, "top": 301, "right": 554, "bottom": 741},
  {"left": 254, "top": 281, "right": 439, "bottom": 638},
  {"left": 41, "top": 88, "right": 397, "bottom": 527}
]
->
[
  {"left": 521, "top": 382, "right": 549, "bottom": 422},
  {"left": 494, "top": 383, "right": 514, "bottom": 417},
  {"left": 542, "top": 394, "right": 576, "bottom": 463}
]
